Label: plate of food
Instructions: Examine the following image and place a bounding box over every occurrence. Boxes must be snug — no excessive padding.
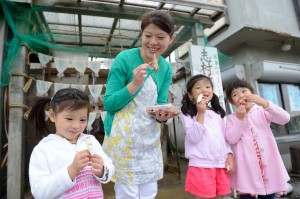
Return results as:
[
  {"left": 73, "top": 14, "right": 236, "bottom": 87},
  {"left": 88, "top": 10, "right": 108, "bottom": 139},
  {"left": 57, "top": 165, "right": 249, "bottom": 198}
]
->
[{"left": 145, "top": 103, "right": 181, "bottom": 115}]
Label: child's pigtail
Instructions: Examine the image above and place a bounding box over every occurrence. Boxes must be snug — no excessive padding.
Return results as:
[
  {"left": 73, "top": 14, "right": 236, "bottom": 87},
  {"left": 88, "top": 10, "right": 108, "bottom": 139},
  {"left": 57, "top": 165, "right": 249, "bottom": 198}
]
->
[
  {"left": 210, "top": 93, "right": 226, "bottom": 118},
  {"left": 28, "top": 98, "right": 51, "bottom": 139},
  {"left": 181, "top": 93, "right": 197, "bottom": 117}
]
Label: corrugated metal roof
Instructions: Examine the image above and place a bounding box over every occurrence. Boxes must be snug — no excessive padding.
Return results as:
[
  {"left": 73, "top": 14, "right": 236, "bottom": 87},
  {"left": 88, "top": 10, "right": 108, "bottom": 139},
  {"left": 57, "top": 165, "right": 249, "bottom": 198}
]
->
[{"left": 32, "top": 0, "right": 227, "bottom": 58}]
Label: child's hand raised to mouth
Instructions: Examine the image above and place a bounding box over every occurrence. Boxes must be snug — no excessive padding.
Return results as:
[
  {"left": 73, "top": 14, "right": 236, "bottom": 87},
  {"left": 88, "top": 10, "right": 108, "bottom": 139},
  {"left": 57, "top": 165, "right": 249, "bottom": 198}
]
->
[{"left": 246, "top": 94, "right": 269, "bottom": 108}]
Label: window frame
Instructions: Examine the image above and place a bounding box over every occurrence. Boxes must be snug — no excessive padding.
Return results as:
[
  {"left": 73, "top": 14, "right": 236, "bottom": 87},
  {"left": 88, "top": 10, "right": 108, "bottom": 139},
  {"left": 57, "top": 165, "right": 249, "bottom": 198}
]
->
[{"left": 258, "top": 82, "right": 300, "bottom": 136}]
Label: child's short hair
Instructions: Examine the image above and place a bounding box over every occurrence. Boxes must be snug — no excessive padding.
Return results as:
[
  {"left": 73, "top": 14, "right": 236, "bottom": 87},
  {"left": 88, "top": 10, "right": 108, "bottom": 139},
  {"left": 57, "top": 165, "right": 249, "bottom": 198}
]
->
[{"left": 225, "top": 79, "right": 255, "bottom": 102}]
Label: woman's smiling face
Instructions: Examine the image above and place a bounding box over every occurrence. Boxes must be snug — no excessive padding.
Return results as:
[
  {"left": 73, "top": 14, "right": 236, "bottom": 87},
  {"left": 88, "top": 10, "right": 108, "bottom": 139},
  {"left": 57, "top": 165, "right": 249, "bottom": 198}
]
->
[{"left": 141, "top": 23, "right": 174, "bottom": 62}]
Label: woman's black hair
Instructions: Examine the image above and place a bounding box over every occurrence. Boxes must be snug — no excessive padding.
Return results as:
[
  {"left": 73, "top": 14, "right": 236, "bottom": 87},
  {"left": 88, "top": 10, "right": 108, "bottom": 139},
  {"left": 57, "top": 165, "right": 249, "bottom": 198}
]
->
[
  {"left": 140, "top": 10, "right": 175, "bottom": 37},
  {"left": 28, "top": 88, "right": 90, "bottom": 139},
  {"left": 181, "top": 74, "right": 226, "bottom": 118},
  {"left": 225, "top": 79, "right": 255, "bottom": 102}
]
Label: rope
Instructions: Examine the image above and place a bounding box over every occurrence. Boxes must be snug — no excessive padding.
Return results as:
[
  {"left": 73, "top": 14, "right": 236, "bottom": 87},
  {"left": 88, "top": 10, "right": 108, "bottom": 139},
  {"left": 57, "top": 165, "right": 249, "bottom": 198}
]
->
[
  {"left": 23, "top": 108, "right": 32, "bottom": 120},
  {"left": 1, "top": 143, "right": 8, "bottom": 168},
  {"left": 9, "top": 103, "right": 30, "bottom": 109},
  {"left": 1, "top": 87, "right": 9, "bottom": 168},
  {"left": 1, "top": 96, "right": 32, "bottom": 168},
  {"left": 9, "top": 103, "right": 32, "bottom": 120},
  {"left": 12, "top": 72, "right": 36, "bottom": 93}
]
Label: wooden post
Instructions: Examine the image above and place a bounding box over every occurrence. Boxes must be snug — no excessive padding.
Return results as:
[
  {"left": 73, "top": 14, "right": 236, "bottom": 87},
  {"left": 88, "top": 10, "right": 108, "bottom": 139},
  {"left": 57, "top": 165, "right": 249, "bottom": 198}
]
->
[
  {"left": 7, "top": 46, "right": 26, "bottom": 199},
  {"left": 161, "top": 124, "right": 169, "bottom": 169}
]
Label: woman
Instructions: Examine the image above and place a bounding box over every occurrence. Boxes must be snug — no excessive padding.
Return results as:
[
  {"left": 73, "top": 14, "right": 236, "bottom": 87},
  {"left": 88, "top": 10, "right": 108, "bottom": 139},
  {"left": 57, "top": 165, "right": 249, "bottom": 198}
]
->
[{"left": 102, "top": 10, "right": 177, "bottom": 199}]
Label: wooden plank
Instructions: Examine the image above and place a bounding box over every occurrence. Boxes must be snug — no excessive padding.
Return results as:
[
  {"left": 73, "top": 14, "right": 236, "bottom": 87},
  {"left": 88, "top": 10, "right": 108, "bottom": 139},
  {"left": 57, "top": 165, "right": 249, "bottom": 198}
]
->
[
  {"left": 30, "top": 66, "right": 109, "bottom": 76},
  {"left": 7, "top": 46, "right": 26, "bottom": 199}
]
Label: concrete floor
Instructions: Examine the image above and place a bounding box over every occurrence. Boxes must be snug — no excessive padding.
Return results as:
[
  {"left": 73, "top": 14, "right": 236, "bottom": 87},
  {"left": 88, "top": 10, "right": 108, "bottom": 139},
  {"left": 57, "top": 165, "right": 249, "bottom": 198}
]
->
[
  {"left": 102, "top": 157, "right": 194, "bottom": 199},
  {"left": 23, "top": 155, "right": 300, "bottom": 199},
  {"left": 102, "top": 156, "right": 300, "bottom": 199}
]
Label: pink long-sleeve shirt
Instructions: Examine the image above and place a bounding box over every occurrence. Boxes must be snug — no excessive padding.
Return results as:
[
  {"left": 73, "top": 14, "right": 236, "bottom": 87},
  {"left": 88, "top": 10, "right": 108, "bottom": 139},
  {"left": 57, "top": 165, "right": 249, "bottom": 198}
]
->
[
  {"left": 180, "top": 110, "right": 232, "bottom": 168},
  {"left": 225, "top": 101, "right": 290, "bottom": 195}
]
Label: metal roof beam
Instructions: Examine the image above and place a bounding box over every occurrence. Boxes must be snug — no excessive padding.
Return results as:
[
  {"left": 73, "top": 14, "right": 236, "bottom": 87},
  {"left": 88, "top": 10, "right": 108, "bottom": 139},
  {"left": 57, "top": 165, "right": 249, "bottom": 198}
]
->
[
  {"left": 130, "top": 32, "right": 141, "bottom": 48},
  {"left": 52, "top": 41, "right": 131, "bottom": 48},
  {"left": 51, "top": 31, "right": 139, "bottom": 41},
  {"left": 150, "top": 0, "right": 226, "bottom": 12},
  {"left": 47, "top": 22, "right": 139, "bottom": 32},
  {"left": 162, "top": 25, "right": 193, "bottom": 57},
  {"left": 190, "top": 8, "right": 200, "bottom": 16},
  {"left": 119, "top": 0, "right": 125, "bottom": 7},
  {"left": 106, "top": 18, "right": 118, "bottom": 45},
  {"left": 78, "top": 14, "right": 82, "bottom": 46},
  {"left": 156, "top": 2, "right": 165, "bottom": 9},
  {"left": 33, "top": 1, "right": 214, "bottom": 27}
]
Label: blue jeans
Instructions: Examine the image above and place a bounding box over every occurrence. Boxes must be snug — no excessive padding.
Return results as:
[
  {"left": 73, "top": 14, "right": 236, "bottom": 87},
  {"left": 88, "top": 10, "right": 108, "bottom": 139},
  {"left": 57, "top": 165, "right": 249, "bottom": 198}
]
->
[{"left": 239, "top": 193, "right": 275, "bottom": 199}]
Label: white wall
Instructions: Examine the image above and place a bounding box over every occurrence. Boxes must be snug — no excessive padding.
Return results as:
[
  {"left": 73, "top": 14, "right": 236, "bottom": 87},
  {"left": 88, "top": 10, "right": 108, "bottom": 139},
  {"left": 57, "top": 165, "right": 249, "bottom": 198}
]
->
[
  {"left": 210, "top": 0, "right": 300, "bottom": 46},
  {"left": 243, "top": 0, "right": 299, "bottom": 35}
]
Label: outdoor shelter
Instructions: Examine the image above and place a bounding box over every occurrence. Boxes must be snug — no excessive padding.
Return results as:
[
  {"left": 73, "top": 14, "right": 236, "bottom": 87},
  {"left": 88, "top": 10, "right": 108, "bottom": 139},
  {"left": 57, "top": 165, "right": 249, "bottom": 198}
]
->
[{"left": 0, "top": 0, "right": 230, "bottom": 198}]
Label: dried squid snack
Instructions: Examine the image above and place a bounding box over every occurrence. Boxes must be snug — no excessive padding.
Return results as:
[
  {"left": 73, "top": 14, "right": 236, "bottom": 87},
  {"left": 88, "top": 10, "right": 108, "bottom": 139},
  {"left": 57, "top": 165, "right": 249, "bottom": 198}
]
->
[
  {"left": 152, "top": 54, "right": 159, "bottom": 72},
  {"left": 196, "top": 94, "right": 203, "bottom": 103},
  {"left": 85, "top": 137, "right": 94, "bottom": 155}
]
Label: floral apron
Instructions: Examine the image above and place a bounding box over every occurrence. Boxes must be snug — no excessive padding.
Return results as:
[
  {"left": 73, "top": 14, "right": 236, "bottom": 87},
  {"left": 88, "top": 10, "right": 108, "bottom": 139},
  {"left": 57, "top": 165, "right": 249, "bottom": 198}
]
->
[{"left": 102, "top": 76, "right": 163, "bottom": 185}]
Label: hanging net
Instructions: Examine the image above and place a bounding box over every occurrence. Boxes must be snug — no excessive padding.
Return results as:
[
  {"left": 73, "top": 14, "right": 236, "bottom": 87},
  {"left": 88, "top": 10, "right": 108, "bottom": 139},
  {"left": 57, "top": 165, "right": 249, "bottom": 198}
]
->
[
  {"left": 0, "top": 0, "right": 232, "bottom": 86},
  {"left": 203, "top": 34, "right": 233, "bottom": 71},
  {"left": 0, "top": 0, "right": 98, "bottom": 86}
]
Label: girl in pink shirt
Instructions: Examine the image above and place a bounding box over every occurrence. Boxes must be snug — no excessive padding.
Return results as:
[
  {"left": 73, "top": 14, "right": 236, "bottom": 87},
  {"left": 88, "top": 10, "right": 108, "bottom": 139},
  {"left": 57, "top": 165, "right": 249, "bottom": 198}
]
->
[
  {"left": 225, "top": 79, "right": 290, "bottom": 199},
  {"left": 180, "top": 74, "right": 234, "bottom": 199}
]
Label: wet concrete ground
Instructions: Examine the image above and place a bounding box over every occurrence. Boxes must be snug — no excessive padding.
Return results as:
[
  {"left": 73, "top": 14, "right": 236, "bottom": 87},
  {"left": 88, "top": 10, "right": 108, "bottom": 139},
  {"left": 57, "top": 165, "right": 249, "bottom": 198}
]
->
[
  {"left": 23, "top": 155, "right": 300, "bottom": 198},
  {"left": 285, "top": 175, "right": 300, "bottom": 199},
  {"left": 102, "top": 157, "right": 194, "bottom": 199},
  {"left": 102, "top": 156, "right": 300, "bottom": 199}
]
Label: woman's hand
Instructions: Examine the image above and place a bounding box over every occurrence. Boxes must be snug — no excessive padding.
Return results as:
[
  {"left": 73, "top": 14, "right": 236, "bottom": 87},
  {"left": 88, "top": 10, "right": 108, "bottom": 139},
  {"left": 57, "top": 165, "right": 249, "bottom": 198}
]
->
[
  {"left": 146, "top": 107, "right": 180, "bottom": 123},
  {"left": 128, "top": 64, "right": 148, "bottom": 95},
  {"left": 155, "top": 109, "right": 174, "bottom": 123}
]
